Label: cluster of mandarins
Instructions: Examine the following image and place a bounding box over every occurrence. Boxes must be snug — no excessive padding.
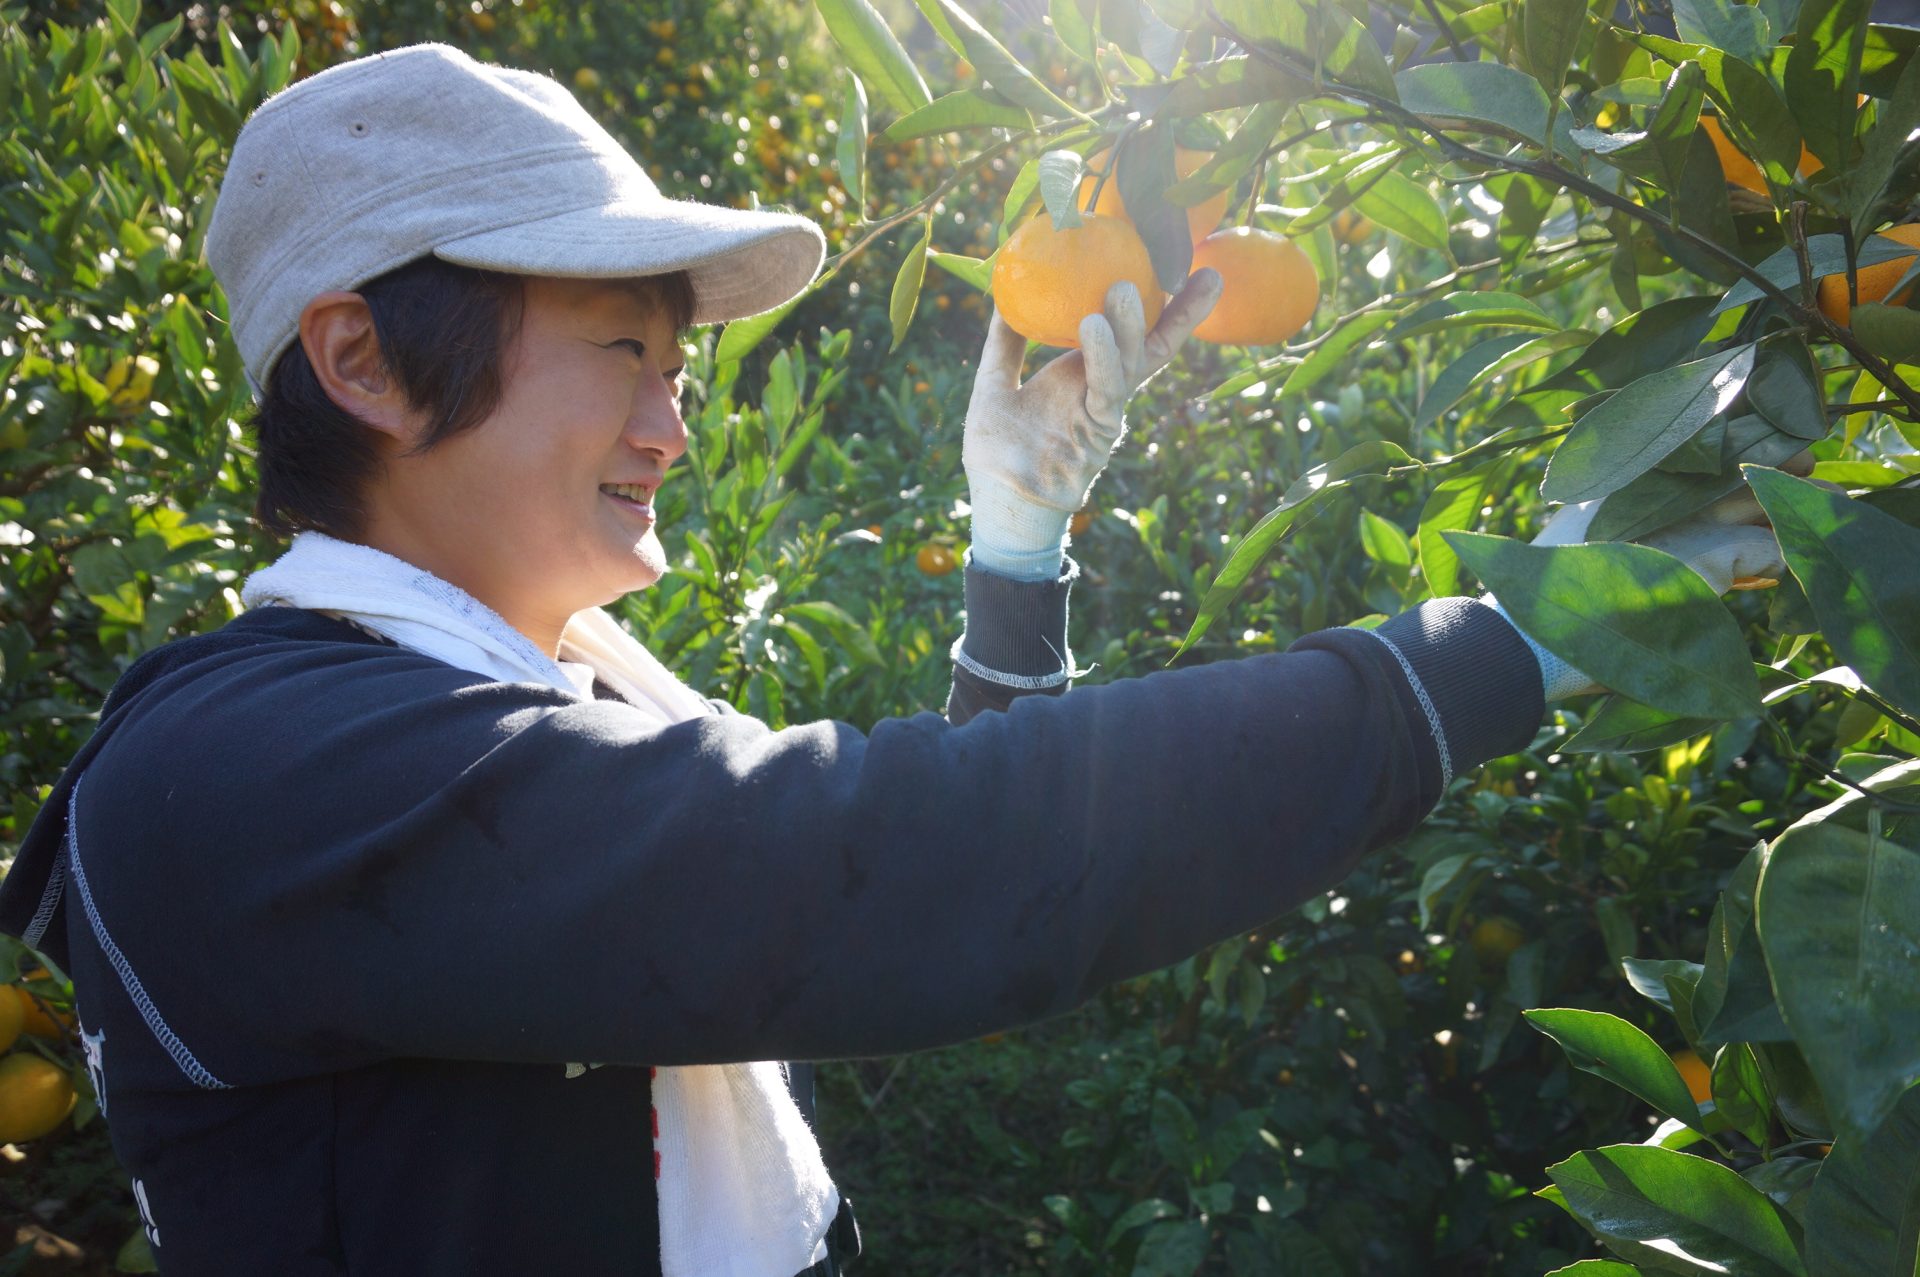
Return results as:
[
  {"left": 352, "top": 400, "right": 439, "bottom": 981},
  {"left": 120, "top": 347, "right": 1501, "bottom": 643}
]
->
[
  {"left": 1702, "top": 106, "right": 1920, "bottom": 323},
  {"left": 990, "top": 146, "right": 1320, "bottom": 350},
  {"left": 0, "top": 970, "right": 78, "bottom": 1146}
]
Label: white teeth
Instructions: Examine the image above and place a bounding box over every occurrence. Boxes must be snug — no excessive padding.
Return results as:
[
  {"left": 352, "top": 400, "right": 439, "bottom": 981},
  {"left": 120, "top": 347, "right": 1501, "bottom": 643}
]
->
[{"left": 602, "top": 483, "right": 652, "bottom": 502}]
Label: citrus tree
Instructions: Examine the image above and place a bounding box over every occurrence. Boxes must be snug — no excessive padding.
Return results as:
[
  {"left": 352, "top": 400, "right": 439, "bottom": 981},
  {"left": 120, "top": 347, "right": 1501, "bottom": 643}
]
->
[{"left": 795, "top": 0, "right": 1920, "bottom": 1270}]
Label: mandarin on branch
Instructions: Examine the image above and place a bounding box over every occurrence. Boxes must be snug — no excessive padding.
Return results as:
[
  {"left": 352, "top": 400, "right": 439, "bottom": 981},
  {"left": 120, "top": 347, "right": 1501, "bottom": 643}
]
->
[
  {"left": 0, "top": 1053, "right": 76, "bottom": 1145},
  {"left": 1189, "top": 227, "right": 1318, "bottom": 346},
  {"left": 991, "top": 213, "right": 1164, "bottom": 349},
  {"left": 1817, "top": 222, "right": 1920, "bottom": 325}
]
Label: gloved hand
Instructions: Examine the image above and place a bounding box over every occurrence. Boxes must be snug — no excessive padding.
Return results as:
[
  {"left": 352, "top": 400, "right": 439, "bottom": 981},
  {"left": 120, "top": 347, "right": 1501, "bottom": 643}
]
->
[
  {"left": 1531, "top": 486, "right": 1790, "bottom": 594},
  {"left": 1496, "top": 453, "right": 1820, "bottom": 698},
  {"left": 963, "top": 269, "right": 1223, "bottom": 579}
]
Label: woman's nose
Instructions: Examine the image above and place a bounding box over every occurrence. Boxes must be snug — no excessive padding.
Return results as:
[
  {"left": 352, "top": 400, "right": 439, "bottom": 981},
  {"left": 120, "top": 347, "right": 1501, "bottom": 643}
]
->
[{"left": 626, "top": 374, "right": 688, "bottom": 463}]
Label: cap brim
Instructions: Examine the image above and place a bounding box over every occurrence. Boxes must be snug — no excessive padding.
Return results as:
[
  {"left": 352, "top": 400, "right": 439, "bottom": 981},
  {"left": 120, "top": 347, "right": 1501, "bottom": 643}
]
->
[{"left": 434, "top": 197, "right": 826, "bottom": 325}]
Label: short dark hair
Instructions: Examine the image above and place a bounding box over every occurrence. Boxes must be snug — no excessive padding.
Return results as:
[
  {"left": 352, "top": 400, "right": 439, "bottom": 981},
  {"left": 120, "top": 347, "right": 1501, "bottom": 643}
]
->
[{"left": 247, "top": 258, "right": 697, "bottom": 543}]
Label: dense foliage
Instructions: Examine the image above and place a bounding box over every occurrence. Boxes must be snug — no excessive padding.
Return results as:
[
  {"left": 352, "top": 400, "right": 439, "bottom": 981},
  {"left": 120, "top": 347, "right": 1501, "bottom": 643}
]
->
[{"left": 2, "top": 0, "right": 1915, "bottom": 1273}]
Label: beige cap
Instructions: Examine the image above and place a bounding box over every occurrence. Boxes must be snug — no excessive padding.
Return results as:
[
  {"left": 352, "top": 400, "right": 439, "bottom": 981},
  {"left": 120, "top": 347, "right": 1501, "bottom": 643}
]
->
[{"left": 205, "top": 42, "right": 826, "bottom": 397}]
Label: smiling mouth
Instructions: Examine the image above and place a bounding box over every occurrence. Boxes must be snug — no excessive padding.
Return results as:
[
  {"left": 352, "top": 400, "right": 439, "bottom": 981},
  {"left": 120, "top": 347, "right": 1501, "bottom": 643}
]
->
[{"left": 600, "top": 483, "right": 657, "bottom": 518}]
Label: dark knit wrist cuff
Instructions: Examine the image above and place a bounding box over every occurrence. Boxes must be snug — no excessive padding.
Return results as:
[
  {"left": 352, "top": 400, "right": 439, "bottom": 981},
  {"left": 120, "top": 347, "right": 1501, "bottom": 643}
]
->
[
  {"left": 954, "top": 551, "right": 1079, "bottom": 687},
  {"left": 1358, "top": 597, "right": 1546, "bottom": 783}
]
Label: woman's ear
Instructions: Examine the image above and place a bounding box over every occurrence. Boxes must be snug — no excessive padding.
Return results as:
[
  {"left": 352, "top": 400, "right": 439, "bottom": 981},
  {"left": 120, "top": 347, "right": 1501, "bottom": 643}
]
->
[{"left": 297, "top": 291, "right": 412, "bottom": 442}]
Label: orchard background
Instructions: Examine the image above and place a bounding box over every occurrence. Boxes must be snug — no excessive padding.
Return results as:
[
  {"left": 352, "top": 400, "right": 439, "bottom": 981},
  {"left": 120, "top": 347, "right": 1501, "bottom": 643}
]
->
[{"left": 3, "top": 0, "right": 1919, "bottom": 1271}]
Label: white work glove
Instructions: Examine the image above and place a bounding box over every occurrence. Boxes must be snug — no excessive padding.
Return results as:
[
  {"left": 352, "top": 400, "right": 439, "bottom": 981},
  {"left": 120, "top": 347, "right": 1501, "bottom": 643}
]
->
[
  {"left": 1494, "top": 453, "right": 1818, "bottom": 699},
  {"left": 1531, "top": 486, "right": 1790, "bottom": 594},
  {"left": 963, "top": 269, "right": 1224, "bottom": 579}
]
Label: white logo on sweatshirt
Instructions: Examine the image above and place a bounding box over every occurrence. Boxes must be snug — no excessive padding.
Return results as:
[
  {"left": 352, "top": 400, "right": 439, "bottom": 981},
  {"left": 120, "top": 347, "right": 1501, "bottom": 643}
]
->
[
  {"left": 77, "top": 1019, "right": 106, "bottom": 1118},
  {"left": 133, "top": 1178, "right": 160, "bottom": 1247}
]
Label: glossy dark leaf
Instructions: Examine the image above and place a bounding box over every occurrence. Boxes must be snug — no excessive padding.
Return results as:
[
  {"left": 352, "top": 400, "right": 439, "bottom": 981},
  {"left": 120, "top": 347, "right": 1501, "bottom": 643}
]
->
[
  {"left": 1526, "top": 1008, "right": 1711, "bottom": 1130},
  {"left": 1802, "top": 1082, "right": 1920, "bottom": 1277},
  {"left": 1445, "top": 534, "right": 1762, "bottom": 719},
  {"left": 1544, "top": 344, "right": 1756, "bottom": 503},
  {"left": 1746, "top": 467, "right": 1920, "bottom": 719},
  {"left": 1757, "top": 819, "right": 1920, "bottom": 1140},
  {"left": 1545, "top": 1144, "right": 1808, "bottom": 1277}
]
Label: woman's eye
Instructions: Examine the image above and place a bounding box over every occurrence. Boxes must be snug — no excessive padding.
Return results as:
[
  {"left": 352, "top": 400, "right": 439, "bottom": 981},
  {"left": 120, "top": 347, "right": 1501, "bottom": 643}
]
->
[{"left": 613, "top": 339, "right": 647, "bottom": 360}]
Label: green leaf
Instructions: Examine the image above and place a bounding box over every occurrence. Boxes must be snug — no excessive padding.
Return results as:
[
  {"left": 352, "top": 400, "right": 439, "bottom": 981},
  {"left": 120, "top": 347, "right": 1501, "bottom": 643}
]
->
[
  {"left": 881, "top": 88, "right": 1029, "bottom": 142},
  {"left": 1848, "top": 48, "right": 1920, "bottom": 238},
  {"left": 1132, "top": 1220, "right": 1211, "bottom": 1275},
  {"left": 1350, "top": 169, "right": 1451, "bottom": 252},
  {"left": 1570, "top": 62, "right": 1706, "bottom": 197},
  {"left": 1715, "top": 233, "right": 1920, "bottom": 313},
  {"left": 1757, "top": 820, "right": 1920, "bottom": 1141},
  {"left": 1523, "top": 0, "right": 1587, "bottom": 102},
  {"left": 1848, "top": 302, "right": 1920, "bottom": 364},
  {"left": 1177, "top": 442, "right": 1416, "bottom": 654},
  {"left": 837, "top": 74, "right": 869, "bottom": 217},
  {"left": 889, "top": 221, "right": 931, "bottom": 352},
  {"left": 1747, "top": 338, "right": 1829, "bottom": 440},
  {"left": 1785, "top": 0, "right": 1868, "bottom": 174},
  {"left": 1545, "top": 1263, "right": 1646, "bottom": 1276},
  {"left": 1802, "top": 1083, "right": 1920, "bottom": 1277},
  {"left": 1386, "top": 291, "right": 1559, "bottom": 341},
  {"left": 1546, "top": 1144, "right": 1808, "bottom": 1277},
  {"left": 923, "top": 0, "right": 1078, "bottom": 119},
  {"left": 1278, "top": 310, "right": 1399, "bottom": 399},
  {"left": 1525, "top": 1008, "right": 1712, "bottom": 1130},
  {"left": 1672, "top": 0, "right": 1771, "bottom": 66},
  {"left": 1050, "top": 0, "right": 1096, "bottom": 61},
  {"left": 910, "top": 0, "right": 968, "bottom": 55},
  {"left": 814, "top": 0, "right": 933, "bottom": 116},
  {"left": 1114, "top": 124, "right": 1194, "bottom": 293},
  {"left": 764, "top": 349, "right": 798, "bottom": 434},
  {"left": 1416, "top": 458, "right": 1512, "bottom": 598},
  {"left": 1416, "top": 330, "right": 1591, "bottom": 433},
  {"left": 1622, "top": 956, "right": 1705, "bottom": 1038},
  {"left": 1543, "top": 343, "right": 1756, "bottom": 503},
  {"left": 1038, "top": 149, "right": 1087, "bottom": 229},
  {"left": 1588, "top": 415, "right": 1807, "bottom": 543},
  {"left": 1359, "top": 508, "right": 1412, "bottom": 568},
  {"left": 928, "top": 249, "right": 995, "bottom": 291},
  {"left": 1746, "top": 467, "right": 1920, "bottom": 719},
  {"left": 1164, "top": 100, "right": 1287, "bottom": 207},
  {"left": 1554, "top": 295, "right": 1719, "bottom": 391},
  {"left": 1745, "top": 1157, "right": 1822, "bottom": 1227},
  {"left": 717, "top": 286, "right": 812, "bottom": 364},
  {"left": 1001, "top": 156, "right": 1043, "bottom": 237},
  {"left": 1395, "top": 60, "right": 1577, "bottom": 156},
  {"left": 1444, "top": 534, "right": 1762, "bottom": 719},
  {"left": 1561, "top": 695, "right": 1719, "bottom": 753}
]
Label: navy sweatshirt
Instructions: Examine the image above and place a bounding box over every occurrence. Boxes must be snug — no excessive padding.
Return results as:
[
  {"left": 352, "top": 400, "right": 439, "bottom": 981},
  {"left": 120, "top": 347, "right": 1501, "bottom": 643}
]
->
[{"left": 0, "top": 557, "right": 1543, "bottom": 1274}]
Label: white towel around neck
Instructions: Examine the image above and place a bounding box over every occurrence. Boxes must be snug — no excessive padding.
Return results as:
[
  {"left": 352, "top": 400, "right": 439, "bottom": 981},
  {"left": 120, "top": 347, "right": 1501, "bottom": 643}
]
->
[{"left": 239, "top": 529, "right": 838, "bottom": 1277}]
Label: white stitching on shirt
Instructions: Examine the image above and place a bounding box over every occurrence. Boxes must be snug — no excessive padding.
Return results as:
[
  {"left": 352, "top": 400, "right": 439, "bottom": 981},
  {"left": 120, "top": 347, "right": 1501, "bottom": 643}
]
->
[
  {"left": 948, "top": 635, "right": 1073, "bottom": 690},
  {"left": 22, "top": 844, "right": 64, "bottom": 949},
  {"left": 65, "top": 772, "right": 234, "bottom": 1091},
  {"left": 1351, "top": 628, "right": 1454, "bottom": 789}
]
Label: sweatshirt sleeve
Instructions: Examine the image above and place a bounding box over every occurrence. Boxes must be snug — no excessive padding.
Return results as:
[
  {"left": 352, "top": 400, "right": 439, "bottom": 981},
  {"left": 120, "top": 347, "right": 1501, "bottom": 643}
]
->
[{"left": 70, "top": 596, "right": 1542, "bottom": 1084}]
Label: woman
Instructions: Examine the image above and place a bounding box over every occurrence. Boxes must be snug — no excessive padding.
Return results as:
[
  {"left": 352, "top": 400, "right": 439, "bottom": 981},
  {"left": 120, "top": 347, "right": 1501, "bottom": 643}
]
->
[{"left": 0, "top": 42, "right": 1788, "bottom": 1277}]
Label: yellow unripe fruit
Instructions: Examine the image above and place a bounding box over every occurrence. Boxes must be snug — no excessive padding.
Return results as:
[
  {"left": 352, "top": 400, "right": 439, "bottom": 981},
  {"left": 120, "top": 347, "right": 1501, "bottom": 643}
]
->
[
  {"left": 0, "top": 1054, "right": 76, "bottom": 1144},
  {"left": 1816, "top": 223, "right": 1920, "bottom": 326}
]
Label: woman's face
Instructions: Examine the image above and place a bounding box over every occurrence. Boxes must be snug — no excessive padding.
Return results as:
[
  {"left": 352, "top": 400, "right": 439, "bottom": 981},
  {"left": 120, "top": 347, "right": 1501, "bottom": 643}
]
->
[{"left": 363, "top": 274, "right": 688, "bottom": 651}]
